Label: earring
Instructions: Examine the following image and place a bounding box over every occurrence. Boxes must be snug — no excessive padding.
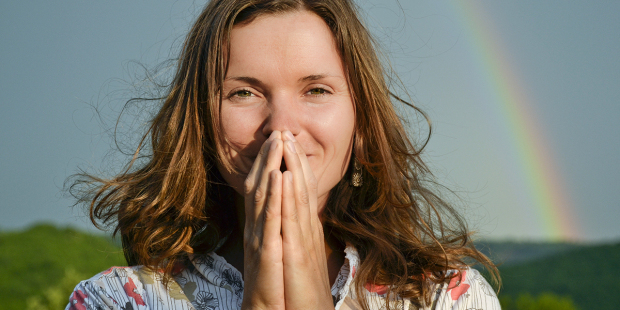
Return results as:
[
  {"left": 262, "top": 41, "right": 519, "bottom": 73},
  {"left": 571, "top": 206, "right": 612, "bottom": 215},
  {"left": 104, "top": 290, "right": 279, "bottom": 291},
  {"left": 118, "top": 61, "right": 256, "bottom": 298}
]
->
[{"left": 351, "top": 158, "right": 363, "bottom": 187}]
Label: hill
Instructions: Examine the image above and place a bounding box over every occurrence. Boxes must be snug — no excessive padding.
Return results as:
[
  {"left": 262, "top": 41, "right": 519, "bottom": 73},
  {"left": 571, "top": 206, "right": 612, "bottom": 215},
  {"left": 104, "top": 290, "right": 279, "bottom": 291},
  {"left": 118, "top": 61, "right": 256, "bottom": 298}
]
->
[
  {"left": 2, "top": 224, "right": 618, "bottom": 309},
  {"left": 0, "top": 224, "right": 126, "bottom": 310},
  {"left": 476, "top": 240, "right": 586, "bottom": 266},
  {"left": 498, "top": 242, "right": 620, "bottom": 310}
]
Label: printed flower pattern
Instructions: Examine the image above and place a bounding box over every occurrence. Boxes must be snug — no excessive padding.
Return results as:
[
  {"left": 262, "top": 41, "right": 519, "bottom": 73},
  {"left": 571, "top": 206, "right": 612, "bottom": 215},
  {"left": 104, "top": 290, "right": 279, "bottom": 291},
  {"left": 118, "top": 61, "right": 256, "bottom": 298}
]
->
[
  {"left": 196, "top": 292, "right": 219, "bottom": 310},
  {"left": 68, "top": 289, "right": 88, "bottom": 310},
  {"left": 472, "top": 272, "right": 495, "bottom": 297},
  {"left": 446, "top": 270, "right": 471, "bottom": 301},
  {"left": 123, "top": 277, "right": 146, "bottom": 306},
  {"left": 222, "top": 268, "right": 243, "bottom": 298},
  {"left": 65, "top": 245, "right": 499, "bottom": 310},
  {"left": 104, "top": 266, "right": 129, "bottom": 279},
  {"left": 196, "top": 254, "right": 215, "bottom": 269},
  {"left": 365, "top": 283, "right": 389, "bottom": 295}
]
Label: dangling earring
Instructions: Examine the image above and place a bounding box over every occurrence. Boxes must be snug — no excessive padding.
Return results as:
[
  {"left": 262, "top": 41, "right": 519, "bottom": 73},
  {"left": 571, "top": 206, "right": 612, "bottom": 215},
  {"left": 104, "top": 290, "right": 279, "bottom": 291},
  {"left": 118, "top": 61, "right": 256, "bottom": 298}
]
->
[{"left": 351, "top": 158, "right": 363, "bottom": 187}]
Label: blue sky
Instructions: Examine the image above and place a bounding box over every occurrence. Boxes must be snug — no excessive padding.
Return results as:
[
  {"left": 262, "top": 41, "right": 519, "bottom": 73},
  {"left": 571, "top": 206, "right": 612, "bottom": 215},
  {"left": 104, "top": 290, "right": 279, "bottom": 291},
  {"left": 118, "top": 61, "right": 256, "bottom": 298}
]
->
[{"left": 1, "top": 0, "right": 618, "bottom": 241}]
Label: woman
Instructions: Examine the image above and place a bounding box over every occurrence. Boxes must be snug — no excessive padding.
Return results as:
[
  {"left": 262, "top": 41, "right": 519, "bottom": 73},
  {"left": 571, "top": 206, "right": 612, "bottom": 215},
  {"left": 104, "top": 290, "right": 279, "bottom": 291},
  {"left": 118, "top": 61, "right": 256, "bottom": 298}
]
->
[{"left": 67, "top": 0, "right": 500, "bottom": 309}]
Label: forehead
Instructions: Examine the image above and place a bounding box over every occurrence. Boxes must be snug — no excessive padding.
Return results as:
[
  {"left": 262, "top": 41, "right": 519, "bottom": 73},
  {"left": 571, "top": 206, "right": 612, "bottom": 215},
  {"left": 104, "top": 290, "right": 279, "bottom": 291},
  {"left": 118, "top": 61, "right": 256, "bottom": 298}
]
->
[{"left": 226, "top": 11, "right": 345, "bottom": 80}]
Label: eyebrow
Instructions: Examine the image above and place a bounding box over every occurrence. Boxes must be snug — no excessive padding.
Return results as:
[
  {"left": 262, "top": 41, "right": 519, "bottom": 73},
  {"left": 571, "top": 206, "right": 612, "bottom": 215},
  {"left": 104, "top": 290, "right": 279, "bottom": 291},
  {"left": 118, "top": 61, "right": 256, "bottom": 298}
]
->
[
  {"left": 224, "top": 73, "right": 340, "bottom": 85},
  {"left": 225, "top": 76, "right": 264, "bottom": 86},
  {"left": 298, "top": 74, "right": 329, "bottom": 82}
]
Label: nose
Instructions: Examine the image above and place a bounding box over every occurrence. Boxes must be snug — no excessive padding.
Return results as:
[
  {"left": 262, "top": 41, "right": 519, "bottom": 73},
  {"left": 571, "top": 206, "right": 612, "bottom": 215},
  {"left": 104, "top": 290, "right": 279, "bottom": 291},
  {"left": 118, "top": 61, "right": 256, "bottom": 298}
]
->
[{"left": 261, "top": 93, "right": 301, "bottom": 138}]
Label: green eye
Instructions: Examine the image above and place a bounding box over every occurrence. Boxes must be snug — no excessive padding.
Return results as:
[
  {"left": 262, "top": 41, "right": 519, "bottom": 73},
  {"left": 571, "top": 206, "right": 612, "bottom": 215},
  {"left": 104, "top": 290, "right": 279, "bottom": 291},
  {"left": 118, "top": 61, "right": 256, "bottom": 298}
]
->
[
  {"left": 236, "top": 90, "right": 252, "bottom": 97},
  {"left": 309, "top": 88, "right": 326, "bottom": 95}
]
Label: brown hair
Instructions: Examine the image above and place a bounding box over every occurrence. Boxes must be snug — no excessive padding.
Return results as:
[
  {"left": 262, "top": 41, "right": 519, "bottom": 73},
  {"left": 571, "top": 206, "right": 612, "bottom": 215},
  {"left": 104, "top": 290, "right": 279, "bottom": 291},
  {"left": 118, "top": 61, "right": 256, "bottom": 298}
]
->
[{"left": 72, "top": 0, "right": 498, "bottom": 308}]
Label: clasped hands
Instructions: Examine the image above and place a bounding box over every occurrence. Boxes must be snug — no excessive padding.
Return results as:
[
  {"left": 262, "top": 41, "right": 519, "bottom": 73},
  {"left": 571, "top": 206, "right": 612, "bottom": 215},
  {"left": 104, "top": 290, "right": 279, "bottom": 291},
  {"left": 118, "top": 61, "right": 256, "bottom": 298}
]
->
[{"left": 241, "top": 131, "right": 335, "bottom": 310}]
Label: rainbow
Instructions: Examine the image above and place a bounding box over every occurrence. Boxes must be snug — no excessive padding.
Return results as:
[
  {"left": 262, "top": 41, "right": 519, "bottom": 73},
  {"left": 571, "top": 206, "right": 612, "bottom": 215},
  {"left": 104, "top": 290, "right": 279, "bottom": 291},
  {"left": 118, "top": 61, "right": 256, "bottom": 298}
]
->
[{"left": 450, "top": 1, "right": 580, "bottom": 240}]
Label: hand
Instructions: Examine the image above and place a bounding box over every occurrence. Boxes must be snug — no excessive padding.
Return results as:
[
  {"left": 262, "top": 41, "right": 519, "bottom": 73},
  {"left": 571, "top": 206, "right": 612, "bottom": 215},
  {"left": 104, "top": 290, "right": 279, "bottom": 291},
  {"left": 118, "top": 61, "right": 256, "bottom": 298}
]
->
[
  {"left": 241, "top": 131, "right": 285, "bottom": 310},
  {"left": 240, "top": 130, "right": 334, "bottom": 310},
  {"left": 280, "top": 131, "right": 334, "bottom": 310}
]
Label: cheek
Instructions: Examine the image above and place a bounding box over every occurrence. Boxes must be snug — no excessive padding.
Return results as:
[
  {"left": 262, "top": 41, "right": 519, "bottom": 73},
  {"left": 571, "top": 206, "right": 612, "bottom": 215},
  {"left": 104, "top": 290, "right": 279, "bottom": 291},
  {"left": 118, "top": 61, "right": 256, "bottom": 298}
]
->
[
  {"left": 221, "top": 106, "right": 264, "bottom": 155},
  {"left": 219, "top": 106, "right": 266, "bottom": 195},
  {"left": 310, "top": 104, "right": 355, "bottom": 195}
]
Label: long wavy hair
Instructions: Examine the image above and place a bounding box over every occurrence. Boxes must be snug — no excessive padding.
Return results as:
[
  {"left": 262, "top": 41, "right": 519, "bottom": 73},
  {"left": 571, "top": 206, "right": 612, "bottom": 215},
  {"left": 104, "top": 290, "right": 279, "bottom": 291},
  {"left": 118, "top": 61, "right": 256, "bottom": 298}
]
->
[{"left": 71, "top": 0, "right": 498, "bottom": 308}]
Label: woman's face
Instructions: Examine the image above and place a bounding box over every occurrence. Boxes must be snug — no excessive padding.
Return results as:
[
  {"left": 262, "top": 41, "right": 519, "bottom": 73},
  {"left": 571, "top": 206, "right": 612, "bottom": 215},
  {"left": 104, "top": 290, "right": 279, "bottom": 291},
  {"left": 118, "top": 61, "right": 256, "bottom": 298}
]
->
[{"left": 219, "top": 10, "right": 355, "bottom": 208}]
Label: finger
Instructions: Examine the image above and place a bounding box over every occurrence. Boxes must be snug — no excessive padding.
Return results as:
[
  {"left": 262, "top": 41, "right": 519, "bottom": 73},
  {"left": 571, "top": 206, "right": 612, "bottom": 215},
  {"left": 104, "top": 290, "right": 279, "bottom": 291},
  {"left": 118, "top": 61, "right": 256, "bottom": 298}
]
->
[
  {"left": 244, "top": 132, "right": 283, "bottom": 225},
  {"left": 242, "top": 135, "right": 278, "bottom": 251},
  {"left": 283, "top": 140, "right": 312, "bottom": 244},
  {"left": 281, "top": 171, "right": 303, "bottom": 247},
  {"left": 282, "top": 132, "right": 325, "bottom": 260},
  {"left": 283, "top": 132, "right": 318, "bottom": 216},
  {"left": 282, "top": 133, "right": 323, "bottom": 264},
  {"left": 252, "top": 138, "right": 283, "bottom": 227},
  {"left": 282, "top": 131, "right": 317, "bottom": 220},
  {"left": 262, "top": 170, "right": 283, "bottom": 249},
  {"left": 282, "top": 136, "right": 318, "bottom": 222},
  {"left": 290, "top": 138, "right": 322, "bottom": 250},
  {"left": 245, "top": 131, "right": 279, "bottom": 194},
  {"left": 282, "top": 133, "right": 327, "bottom": 286}
]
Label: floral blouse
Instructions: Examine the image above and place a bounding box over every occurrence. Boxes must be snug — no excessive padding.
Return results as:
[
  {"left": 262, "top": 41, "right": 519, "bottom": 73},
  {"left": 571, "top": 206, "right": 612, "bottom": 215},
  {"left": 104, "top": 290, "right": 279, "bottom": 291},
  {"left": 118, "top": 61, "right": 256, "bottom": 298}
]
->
[{"left": 66, "top": 245, "right": 501, "bottom": 310}]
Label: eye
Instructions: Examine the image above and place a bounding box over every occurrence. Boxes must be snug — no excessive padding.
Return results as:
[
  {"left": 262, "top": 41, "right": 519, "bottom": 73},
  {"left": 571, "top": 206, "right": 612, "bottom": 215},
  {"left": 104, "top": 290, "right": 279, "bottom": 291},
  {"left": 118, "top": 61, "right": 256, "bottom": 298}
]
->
[
  {"left": 307, "top": 88, "right": 329, "bottom": 96},
  {"left": 234, "top": 89, "right": 253, "bottom": 98},
  {"left": 227, "top": 88, "right": 256, "bottom": 101}
]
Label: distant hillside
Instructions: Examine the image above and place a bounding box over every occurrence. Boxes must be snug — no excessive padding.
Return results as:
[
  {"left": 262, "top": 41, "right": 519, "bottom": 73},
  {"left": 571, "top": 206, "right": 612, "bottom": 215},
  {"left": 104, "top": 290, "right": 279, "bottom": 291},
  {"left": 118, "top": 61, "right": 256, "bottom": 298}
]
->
[
  {"left": 476, "top": 240, "right": 587, "bottom": 266},
  {"left": 2, "top": 224, "right": 618, "bottom": 309},
  {"left": 0, "top": 224, "right": 125, "bottom": 310},
  {"left": 498, "top": 242, "right": 620, "bottom": 310}
]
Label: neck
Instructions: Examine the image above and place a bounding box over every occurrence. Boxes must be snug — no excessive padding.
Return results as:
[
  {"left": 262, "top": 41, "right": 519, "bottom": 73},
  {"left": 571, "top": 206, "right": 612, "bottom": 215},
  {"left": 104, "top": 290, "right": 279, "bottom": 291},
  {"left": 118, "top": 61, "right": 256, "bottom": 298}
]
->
[{"left": 215, "top": 193, "right": 245, "bottom": 273}]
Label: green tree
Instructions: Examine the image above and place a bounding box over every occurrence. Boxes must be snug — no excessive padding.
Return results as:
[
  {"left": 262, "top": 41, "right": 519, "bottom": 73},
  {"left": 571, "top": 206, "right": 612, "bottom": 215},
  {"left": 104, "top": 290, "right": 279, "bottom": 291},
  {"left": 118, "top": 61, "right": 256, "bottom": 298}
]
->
[
  {"left": 0, "top": 224, "right": 125, "bottom": 310},
  {"left": 500, "top": 292, "right": 580, "bottom": 310},
  {"left": 26, "top": 267, "right": 88, "bottom": 310}
]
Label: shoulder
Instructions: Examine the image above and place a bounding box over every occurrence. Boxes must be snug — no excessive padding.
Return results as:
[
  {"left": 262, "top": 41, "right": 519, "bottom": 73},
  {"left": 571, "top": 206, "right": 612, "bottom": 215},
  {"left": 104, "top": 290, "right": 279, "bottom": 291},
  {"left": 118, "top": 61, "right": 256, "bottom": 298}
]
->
[
  {"left": 335, "top": 245, "right": 500, "bottom": 310},
  {"left": 430, "top": 267, "right": 501, "bottom": 310},
  {"left": 66, "top": 266, "right": 140, "bottom": 309},
  {"left": 66, "top": 265, "right": 193, "bottom": 310}
]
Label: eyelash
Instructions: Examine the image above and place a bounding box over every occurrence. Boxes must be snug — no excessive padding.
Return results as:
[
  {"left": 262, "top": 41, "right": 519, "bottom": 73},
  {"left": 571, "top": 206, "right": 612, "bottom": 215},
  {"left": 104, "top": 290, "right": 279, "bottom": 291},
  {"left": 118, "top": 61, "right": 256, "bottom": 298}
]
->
[
  {"left": 228, "top": 87, "right": 331, "bottom": 100},
  {"left": 307, "top": 87, "right": 329, "bottom": 97},
  {"left": 229, "top": 89, "right": 254, "bottom": 99}
]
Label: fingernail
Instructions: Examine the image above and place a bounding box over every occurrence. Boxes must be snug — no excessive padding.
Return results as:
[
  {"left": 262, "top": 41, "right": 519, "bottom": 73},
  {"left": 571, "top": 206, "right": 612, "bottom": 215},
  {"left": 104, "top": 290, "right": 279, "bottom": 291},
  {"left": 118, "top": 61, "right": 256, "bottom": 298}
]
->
[
  {"left": 286, "top": 171, "right": 293, "bottom": 182},
  {"left": 270, "top": 139, "right": 278, "bottom": 151},
  {"left": 286, "top": 140, "right": 296, "bottom": 152},
  {"left": 283, "top": 131, "right": 296, "bottom": 141},
  {"left": 269, "top": 131, "right": 278, "bottom": 140}
]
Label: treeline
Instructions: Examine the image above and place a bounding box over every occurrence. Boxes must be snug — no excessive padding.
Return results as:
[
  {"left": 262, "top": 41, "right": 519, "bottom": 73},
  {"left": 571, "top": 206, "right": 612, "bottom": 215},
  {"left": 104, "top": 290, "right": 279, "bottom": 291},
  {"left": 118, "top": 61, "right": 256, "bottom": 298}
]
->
[
  {"left": 0, "top": 224, "right": 125, "bottom": 310},
  {"left": 496, "top": 242, "right": 620, "bottom": 310},
  {"left": 2, "top": 224, "right": 618, "bottom": 309}
]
